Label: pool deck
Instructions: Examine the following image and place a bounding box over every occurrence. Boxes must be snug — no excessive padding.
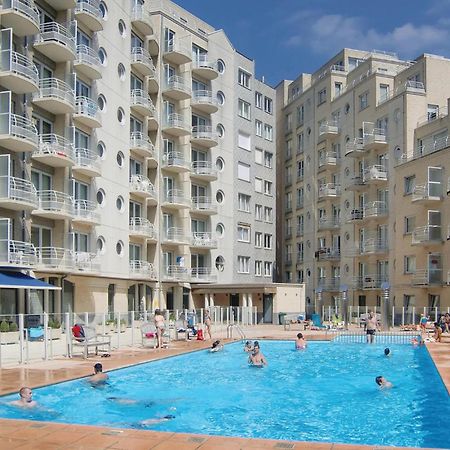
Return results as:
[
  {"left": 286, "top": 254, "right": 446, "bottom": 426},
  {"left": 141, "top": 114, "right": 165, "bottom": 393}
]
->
[{"left": 0, "top": 325, "right": 449, "bottom": 450}]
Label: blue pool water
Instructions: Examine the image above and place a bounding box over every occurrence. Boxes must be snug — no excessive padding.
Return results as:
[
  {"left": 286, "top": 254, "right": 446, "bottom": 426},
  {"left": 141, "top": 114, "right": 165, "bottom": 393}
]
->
[{"left": 1, "top": 340, "right": 449, "bottom": 448}]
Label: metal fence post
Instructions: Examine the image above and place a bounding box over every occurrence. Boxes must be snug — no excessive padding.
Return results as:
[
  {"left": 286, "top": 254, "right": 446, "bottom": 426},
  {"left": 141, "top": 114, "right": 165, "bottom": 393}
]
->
[
  {"left": 131, "top": 311, "right": 135, "bottom": 347},
  {"left": 65, "top": 312, "right": 71, "bottom": 357},
  {"left": 18, "top": 314, "right": 24, "bottom": 364},
  {"left": 43, "top": 312, "right": 49, "bottom": 361}
]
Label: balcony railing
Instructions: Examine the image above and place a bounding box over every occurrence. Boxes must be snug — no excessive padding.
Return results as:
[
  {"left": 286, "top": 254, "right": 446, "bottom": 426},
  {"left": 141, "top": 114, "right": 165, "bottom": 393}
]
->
[
  {"left": 34, "top": 77, "right": 75, "bottom": 108},
  {"left": 318, "top": 183, "right": 341, "bottom": 198},
  {"left": 412, "top": 269, "right": 442, "bottom": 286},
  {"left": 0, "top": 239, "right": 36, "bottom": 266},
  {"left": 344, "top": 138, "right": 365, "bottom": 157},
  {"left": 352, "top": 275, "right": 389, "bottom": 290},
  {"left": 0, "top": 0, "right": 40, "bottom": 35},
  {"left": 191, "top": 196, "right": 217, "bottom": 213},
  {"left": 165, "top": 75, "right": 191, "bottom": 94},
  {"left": 129, "top": 174, "right": 156, "bottom": 199},
  {"left": 318, "top": 217, "right": 340, "bottom": 230},
  {"left": 363, "top": 201, "right": 388, "bottom": 219},
  {"left": 163, "top": 227, "right": 188, "bottom": 243},
  {"left": 35, "top": 21, "right": 76, "bottom": 54},
  {"left": 36, "top": 190, "right": 74, "bottom": 216},
  {"left": 131, "top": 3, "right": 153, "bottom": 33},
  {"left": 164, "top": 113, "right": 188, "bottom": 130},
  {"left": 412, "top": 184, "right": 442, "bottom": 202},
  {"left": 317, "top": 248, "right": 341, "bottom": 261},
  {"left": 164, "top": 265, "right": 190, "bottom": 281},
  {"left": 318, "top": 151, "right": 339, "bottom": 167},
  {"left": 73, "top": 199, "right": 99, "bottom": 222},
  {"left": 411, "top": 225, "right": 442, "bottom": 244},
  {"left": 0, "top": 175, "right": 38, "bottom": 207},
  {"left": 164, "top": 38, "right": 191, "bottom": 61},
  {"left": 359, "top": 238, "right": 389, "bottom": 255},
  {"left": 191, "top": 161, "right": 217, "bottom": 178},
  {"left": 130, "top": 89, "right": 157, "bottom": 116},
  {"left": 36, "top": 247, "right": 74, "bottom": 270},
  {"left": 74, "top": 147, "right": 101, "bottom": 174},
  {"left": 192, "top": 55, "right": 218, "bottom": 72},
  {"left": 318, "top": 120, "right": 339, "bottom": 136},
  {"left": 164, "top": 189, "right": 190, "bottom": 206},
  {"left": 317, "top": 277, "right": 340, "bottom": 291},
  {"left": 74, "top": 96, "right": 100, "bottom": 123},
  {"left": 363, "top": 128, "right": 387, "bottom": 147},
  {"left": 191, "top": 125, "right": 218, "bottom": 142},
  {"left": 191, "top": 232, "right": 217, "bottom": 248},
  {"left": 6, "top": 50, "right": 39, "bottom": 85},
  {"left": 129, "top": 260, "right": 156, "bottom": 279},
  {"left": 35, "top": 133, "right": 75, "bottom": 162},
  {"left": 191, "top": 267, "right": 217, "bottom": 282},
  {"left": 192, "top": 90, "right": 218, "bottom": 107},
  {"left": 129, "top": 217, "right": 157, "bottom": 239},
  {"left": 74, "top": 251, "right": 99, "bottom": 272},
  {"left": 130, "top": 46, "right": 156, "bottom": 77},
  {"left": 363, "top": 165, "right": 388, "bottom": 182},
  {"left": 75, "top": 44, "right": 101, "bottom": 69},
  {"left": 162, "top": 151, "right": 188, "bottom": 169},
  {"left": 130, "top": 132, "right": 156, "bottom": 158},
  {"left": 75, "top": 0, "right": 102, "bottom": 23}
]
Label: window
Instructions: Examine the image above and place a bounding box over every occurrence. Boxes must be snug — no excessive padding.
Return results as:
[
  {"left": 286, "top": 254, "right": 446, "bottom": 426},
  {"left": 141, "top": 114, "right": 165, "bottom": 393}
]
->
[
  {"left": 255, "top": 232, "right": 262, "bottom": 248},
  {"left": 404, "top": 256, "right": 416, "bottom": 274},
  {"left": 255, "top": 120, "right": 263, "bottom": 136},
  {"left": 297, "top": 160, "right": 304, "bottom": 180},
  {"left": 238, "top": 193, "right": 251, "bottom": 212},
  {"left": 238, "top": 69, "right": 251, "bottom": 88},
  {"left": 264, "top": 261, "right": 273, "bottom": 277},
  {"left": 238, "top": 131, "right": 251, "bottom": 150},
  {"left": 297, "top": 133, "right": 304, "bottom": 154},
  {"left": 334, "top": 82, "right": 342, "bottom": 97},
  {"left": 264, "top": 124, "right": 273, "bottom": 141},
  {"left": 238, "top": 99, "right": 251, "bottom": 119},
  {"left": 286, "top": 139, "right": 292, "bottom": 159},
  {"left": 285, "top": 191, "right": 292, "bottom": 210},
  {"left": 237, "top": 224, "right": 250, "bottom": 242},
  {"left": 255, "top": 204, "right": 263, "bottom": 221},
  {"left": 264, "top": 96, "right": 273, "bottom": 114},
  {"left": 255, "top": 92, "right": 262, "bottom": 108},
  {"left": 296, "top": 105, "right": 304, "bottom": 126},
  {"left": 264, "top": 233, "right": 272, "bottom": 249},
  {"left": 285, "top": 113, "right": 292, "bottom": 132},
  {"left": 238, "top": 256, "right": 250, "bottom": 273},
  {"left": 285, "top": 166, "right": 292, "bottom": 185},
  {"left": 404, "top": 175, "right": 415, "bottom": 195},
  {"left": 404, "top": 216, "right": 415, "bottom": 234},
  {"left": 285, "top": 244, "right": 292, "bottom": 262},
  {"left": 427, "top": 104, "right": 439, "bottom": 121},
  {"left": 297, "top": 188, "right": 304, "bottom": 208},
  {"left": 237, "top": 162, "right": 250, "bottom": 181},
  {"left": 255, "top": 260, "right": 262, "bottom": 276},
  {"left": 318, "top": 88, "right": 326, "bottom": 105},
  {"left": 379, "top": 84, "right": 389, "bottom": 103},
  {"left": 255, "top": 177, "right": 263, "bottom": 192},
  {"left": 264, "top": 206, "right": 273, "bottom": 222},
  {"left": 255, "top": 148, "right": 263, "bottom": 165},
  {"left": 264, "top": 180, "right": 273, "bottom": 195},
  {"left": 359, "top": 91, "right": 369, "bottom": 110},
  {"left": 403, "top": 294, "right": 415, "bottom": 309},
  {"left": 285, "top": 218, "right": 292, "bottom": 236},
  {"left": 297, "top": 215, "right": 304, "bottom": 235},
  {"left": 264, "top": 151, "right": 273, "bottom": 168}
]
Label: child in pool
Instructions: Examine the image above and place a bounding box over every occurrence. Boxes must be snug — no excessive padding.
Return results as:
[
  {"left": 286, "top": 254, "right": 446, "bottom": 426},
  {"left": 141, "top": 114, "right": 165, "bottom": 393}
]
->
[{"left": 295, "top": 333, "right": 307, "bottom": 350}]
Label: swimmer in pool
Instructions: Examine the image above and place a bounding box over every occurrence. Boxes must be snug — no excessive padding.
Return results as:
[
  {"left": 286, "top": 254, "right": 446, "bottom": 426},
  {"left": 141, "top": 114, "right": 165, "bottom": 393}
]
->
[
  {"left": 384, "top": 348, "right": 391, "bottom": 357},
  {"left": 89, "top": 363, "right": 109, "bottom": 385},
  {"left": 248, "top": 343, "right": 267, "bottom": 366},
  {"left": 140, "top": 414, "right": 175, "bottom": 426},
  {"left": 295, "top": 333, "right": 307, "bottom": 349},
  {"left": 375, "top": 376, "right": 393, "bottom": 389},
  {"left": 243, "top": 340, "right": 253, "bottom": 352},
  {"left": 210, "top": 340, "right": 223, "bottom": 352},
  {"left": 9, "top": 387, "right": 37, "bottom": 408}
]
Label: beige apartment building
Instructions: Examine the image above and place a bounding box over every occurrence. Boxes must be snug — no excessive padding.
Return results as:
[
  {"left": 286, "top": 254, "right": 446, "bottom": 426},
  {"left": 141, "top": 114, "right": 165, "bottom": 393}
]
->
[
  {"left": 0, "top": 0, "right": 301, "bottom": 322},
  {"left": 276, "top": 48, "right": 450, "bottom": 316}
]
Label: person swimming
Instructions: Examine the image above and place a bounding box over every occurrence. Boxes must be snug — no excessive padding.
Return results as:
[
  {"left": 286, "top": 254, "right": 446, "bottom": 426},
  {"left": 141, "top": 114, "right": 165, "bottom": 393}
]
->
[
  {"left": 375, "top": 376, "right": 393, "bottom": 389},
  {"left": 244, "top": 340, "right": 253, "bottom": 352},
  {"left": 210, "top": 340, "right": 223, "bottom": 352},
  {"left": 295, "top": 333, "right": 307, "bottom": 350},
  {"left": 384, "top": 348, "right": 390, "bottom": 356}
]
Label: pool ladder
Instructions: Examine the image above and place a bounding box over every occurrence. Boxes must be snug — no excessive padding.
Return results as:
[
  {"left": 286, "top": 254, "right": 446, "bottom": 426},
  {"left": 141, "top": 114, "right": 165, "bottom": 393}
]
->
[{"left": 227, "top": 324, "right": 246, "bottom": 340}]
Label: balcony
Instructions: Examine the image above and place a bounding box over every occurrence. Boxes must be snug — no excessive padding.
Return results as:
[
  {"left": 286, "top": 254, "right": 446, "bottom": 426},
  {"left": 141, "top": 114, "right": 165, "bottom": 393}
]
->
[
  {"left": 412, "top": 269, "right": 442, "bottom": 287},
  {"left": 163, "top": 38, "right": 191, "bottom": 65},
  {"left": 162, "top": 189, "right": 191, "bottom": 209},
  {"left": 190, "top": 161, "right": 218, "bottom": 181},
  {"left": 317, "top": 277, "right": 340, "bottom": 292},
  {"left": 129, "top": 174, "right": 157, "bottom": 205},
  {"left": 162, "top": 113, "right": 190, "bottom": 137},
  {"left": 34, "top": 22, "right": 76, "bottom": 62},
  {"left": 317, "top": 217, "right": 340, "bottom": 230},
  {"left": 362, "top": 201, "right": 388, "bottom": 221},
  {"left": 35, "top": 247, "right": 74, "bottom": 272},
  {"left": 73, "top": 148, "right": 101, "bottom": 177},
  {"left": 45, "top": 0, "right": 76, "bottom": 10},
  {"left": 346, "top": 209, "right": 363, "bottom": 222},
  {"left": 0, "top": 0, "right": 40, "bottom": 36},
  {"left": 74, "top": 251, "right": 100, "bottom": 272},
  {"left": 130, "top": 89, "right": 157, "bottom": 120},
  {"left": 130, "top": 132, "right": 157, "bottom": 167},
  {"left": 352, "top": 275, "right": 388, "bottom": 290},
  {"left": 345, "top": 175, "right": 367, "bottom": 192},
  {"left": 72, "top": 199, "right": 100, "bottom": 225},
  {"left": 162, "top": 227, "right": 189, "bottom": 245},
  {"left": 75, "top": 0, "right": 103, "bottom": 32},
  {"left": 163, "top": 75, "right": 191, "bottom": 101},
  {"left": 131, "top": 48, "right": 158, "bottom": 93},
  {"left": 74, "top": 45, "right": 101, "bottom": 80},
  {"left": 0, "top": 50, "right": 39, "bottom": 94},
  {"left": 161, "top": 151, "right": 190, "bottom": 173},
  {"left": 192, "top": 56, "right": 218, "bottom": 80},
  {"left": 412, "top": 184, "right": 443, "bottom": 205},
  {"left": 73, "top": 96, "right": 101, "bottom": 128},
  {"left": 363, "top": 128, "right": 388, "bottom": 150},
  {"left": 0, "top": 113, "right": 38, "bottom": 152},
  {"left": 131, "top": 3, "right": 153, "bottom": 36},
  {"left": 190, "top": 232, "right": 217, "bottom": 249},
  {"left": 191, "top": 267, "right": 217, "bottom": 283},
  {"left": 191, "top": 196, "right": 217, "bottom": 215},
  {"left": 359, "top": 238, "right": 389, "bottom": 256},
  {"left": 318, "top": 152, "right": 339, "bottom": 170},
  {"left": 317, "top": 248, "right": 341, "bottom": 261},
  {"left": 296, "top": 226, "right": 304, "bottom": 237},
  {"left": 33, "top": 134, "right": 76, "bottom": 167},
  {"left": 130, "top": 260, "right": 157, "bottom": 280},
  {"left": 0, "top": 175, "right": 38, "bottom": 210},
  {"left": 129, "top": 217, "right": 157, "bottom": 241},
  {"left": 363, "top": 165, "right": 388, "bottom": 184},
  {"left": 33, "top": 78, "right": 75, "bottom": 114},
  {"left": 191, "top": 125, "right": 218, "bottom": 148},
  {"left": 344, "top": 138, "right": 367, "bottom": 157},
  {"left": 191, "top": 90, "right": 219, "bottom": 114},
  {"left": 318, "top": 121, "right": 339, "bottom": 139},
  {"left": 411, "top": 225, "right": 442, "bottom": 246},
  {"left": 318, "top": 183, "right": 341, "bottom": 199},
  {"left": 33, "top": 190, "right": 74, "bottom": 220},
  {"left": 163, "top": 265, "right": 190, "bottom": 282},
  {"left": 0, "top": 239, "right": 36, "bottom": 267}
]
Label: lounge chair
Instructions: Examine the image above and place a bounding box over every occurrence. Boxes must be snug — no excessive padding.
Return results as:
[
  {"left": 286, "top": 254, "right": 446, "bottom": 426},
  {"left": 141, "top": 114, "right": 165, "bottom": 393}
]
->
[
  {"left": 141, "top": 322, "right": 157, "bottom": 349},
  {"left": 174, "top": 319, "right": 188, "bottom": 340},
  {"left": 310, "top": 313, "right": 328, "bottom": 330},
  {"left": 71, "top": 325, "right": 111, "bottom": 359},
  {"left": 330, "top": 315, "right": 345, "bottom": 330}
]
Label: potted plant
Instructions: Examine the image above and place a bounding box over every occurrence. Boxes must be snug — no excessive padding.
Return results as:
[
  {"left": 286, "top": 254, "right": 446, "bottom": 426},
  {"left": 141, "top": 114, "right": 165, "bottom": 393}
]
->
[
  {"left": 0, "top": 321, "right": 20, "bottom": 345},
  {"left": 48, "top": 319, "right": 62, "bottom": 340}
]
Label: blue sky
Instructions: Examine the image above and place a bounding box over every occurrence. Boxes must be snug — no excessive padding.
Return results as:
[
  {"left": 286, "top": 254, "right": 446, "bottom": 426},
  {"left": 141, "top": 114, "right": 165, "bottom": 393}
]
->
[{"left": 174, "top": 0, "right": 450, "bottom": 86}]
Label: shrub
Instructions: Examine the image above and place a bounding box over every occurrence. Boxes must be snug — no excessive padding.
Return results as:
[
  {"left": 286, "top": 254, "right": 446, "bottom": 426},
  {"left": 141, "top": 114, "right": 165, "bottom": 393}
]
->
[
  {"left": 49, "top": 320, "right": 61, "bottom": 329},
  {"left": 0, "top": 321, "right": 9, "bottom": 332},
  {"left": 9, "top": 322, "right": 18, "bottom": 332}
]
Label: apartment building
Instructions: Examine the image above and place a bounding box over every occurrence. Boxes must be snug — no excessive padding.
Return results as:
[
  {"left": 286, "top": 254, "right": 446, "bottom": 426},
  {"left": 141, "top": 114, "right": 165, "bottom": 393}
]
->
[
  {"left": 276, "top": 48, "right": 450, "bottom": 314},
  {"left": 0, "top": 0, "right": 290, "bottom": 320}
]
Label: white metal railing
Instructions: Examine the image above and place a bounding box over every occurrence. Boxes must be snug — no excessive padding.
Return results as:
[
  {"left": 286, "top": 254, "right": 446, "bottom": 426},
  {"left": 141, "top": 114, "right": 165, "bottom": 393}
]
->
[
  {"left": 405, "top": 80, "right": 425, "bottom": 91},
  {"left": 36, "top": 133, "right": 75, "bottom": 161},
  {"left": 363, "top": 165, "right": 388, "bottom": 181},
  {"left": 412, "top": 269, "right": 442, "bottom": 286},
  {"left": 36, "top": 247, "right": 74, "bottom": 270},
  {"left": 162, "top": 151, "right": 188, "bottom": 168},
  {"left": 192, "top": 89, "right": 217, "bottom": 107},
  {"left": 131, "top": 47, "right": 156, "bottom": 74},
  {"left": 165, "top": 75, "right": 191, "bottom": 94},
  {"left": 164, "top": 113, "right": 188, "bottom": 130},
  {"left": 36, "top": 22, "right": 76, "bottom": 54},
  {"left": 8, "top": 114, "right": 38, "bottom": 145},
  {"left": 130, "top": 89, "right": 156, "bottom": 116},
  {"left": 130, "top": 132, "right": 156, "bottom": 157},
  {"left": 0, "top": 175, "right": 38, "bottom": 206},
  {"left": 414, "top": 136, "right": 449, "bottom": 160},
  {"left": 34, "top": 78, "right": 75, "bottom": 107},
  {"left": 191, "top": 160, "right": 217, "bottom": 177},
  {"left": 75, "top": 0, "right": 101, "bottom": 20},
  {"left": 129, "top": 174, "right": 156, "bottom": 198},
  {"left": 318, "top": 151, "right": 338, "bottom": 167},
  {"left": 164, "top": 38, "right": 190, "bottom": 58},
  {"left": 344, "top": 137, "right": 365, "bottom": 156},
  {"left": 75, "top": 96, "right": 99, "bottom": 122},
  {"left": 191, "top": 267, "right": 217, "bottom": 282},
  {"left": 346, "top": 175, "right": 365, "bottom": 189},
  {"left": 191, "top": 232, "right": 217, "bottom": 247},
  {"left": 164, "top": 188, "right": 190, "bottom": 206},
  {"left": 318, "top": 217, "right": 340, "bottom": 229},
  {"left": 129, "top": 260, "right": 156, "bottom": 278},
  {"left": 1, "top": 0, "right": 40, "bottom": 25},
  {"left": 319, "top": 120, "right": 339, "bottom": 136},
  {"left": 37, "top": 190, "right": 74, "bottom": 215},
  {"left": 364, "top": 128, "right": 387, "bottom": 146},
  {"left": 317, "top": 247, "right": 341, "bottom": 260},
  {"left": 363, "top": 201, "right": 388, "bottom": 218},
  {"left": 417, "top": 106, "right": 448, "bottom": 128},
  {"left": 0, "top": 239, "right": 36, "bottom": 266},
  {"left": 129, "top": 217, "right": 157, "bottom": 239},
  {"left": 317, "top": 276, "right": 340, "bottom": 291},
  {"left": 411, "top": 225, "right": 442, "bottom": 244},
  {"left": 164, "top": 227, "right": 187, "bottom": 242},
  {"left": 318, "top": 183, "right": 341, "bottom": 197},
  {"left": 74, "top": 147, "right": 101, "bottom": 172},
  {"left": 193, "top": 55, "right": 217, "bottom": 72},
  {"left": 131, "top": 3, "right": 153, "bottom": 27},
  {"left": 74, "top": 251, "right": 99, "bottom": 271},
  {"left": 191, "top": 125, "right": 218, "bottom": 141},
  {"left": 75, "top": 44, "right": 100, "bottom": 68},
  {"left": 164, "top": 265, "right": 190, "bottom": 281},
  {"left": 359, "top": 238, "right": 389, "bottom": 254},
  {"left": 352, "top": 275, "right": 389, "bottom": 289},
  {"left": 73, "top": 199, "right": 99, "bottom": 222},
  {"left": 412, "top": 184, "right": 442, "bottom": 202},
  {"left": 7, "top": 51, "right": 39, "bottom": 85},
  {"left": 191, "top": 196, "right": 217, "bottom": 212}
]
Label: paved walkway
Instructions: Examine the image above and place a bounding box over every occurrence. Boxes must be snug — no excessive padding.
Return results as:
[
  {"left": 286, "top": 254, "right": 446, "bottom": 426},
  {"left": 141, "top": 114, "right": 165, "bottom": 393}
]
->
[{"left": 0, "top": 325, "right": 449, "bottom": 450}]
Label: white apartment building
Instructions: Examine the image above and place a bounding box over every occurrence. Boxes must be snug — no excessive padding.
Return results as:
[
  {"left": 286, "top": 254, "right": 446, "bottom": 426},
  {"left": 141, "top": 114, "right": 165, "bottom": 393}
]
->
[
  {"left": 0, "top": 0, "right": 296, "bottom": 322},
  {"left": 276, "top": 48, "right": 450, "bottom": 316}
]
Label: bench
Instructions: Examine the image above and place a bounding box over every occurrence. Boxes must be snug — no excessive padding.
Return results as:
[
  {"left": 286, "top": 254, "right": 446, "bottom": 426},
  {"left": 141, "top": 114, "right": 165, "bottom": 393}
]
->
[{"left": 72, "top": 325, "right": 111, "bottom": 359}]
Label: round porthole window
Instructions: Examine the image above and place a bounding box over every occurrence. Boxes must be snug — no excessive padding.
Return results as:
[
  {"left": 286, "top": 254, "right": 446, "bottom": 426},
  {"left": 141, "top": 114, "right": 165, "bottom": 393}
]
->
[
  {"left": 118, "top": 19, "right": 126, "bottom": 37},
  {"left": 116, "top": 240, "right": 124, "bottom": 256},
  {"left": 216, "top": 190, "right": 224, "bottom": 204},
  {"left": 97, "top": 94, "right": 107, "bottom": 112},
  {"left": 217, "top": 59, "right": 225, "bottom": 74},
  {"left": 117, "top": 107, "right": 125, "bottom": 125},
  {"left": 96, "top": 236, "right": 106, "bottom": 254},
  {"left": 97, "top": 141, "right": 106, "bottom": 159},
  {"left": 215, "top": 256, "right": 225, "bottom": 271},
  {"left": 217, "top": 91, "right": 225, "bottom": 106},
  {"left": 96, "top": 188, "right": 105, "bottom": 205},
  {"left": 118, "top": 63, "right": 126, "bottom": 81},
  {"left": 216, "top": 124, "right": 225, "bottom": 138},
  {"left": 116, "top": 195, "right": 124, "bottom": 212},
  {"left": 116, "top": 151, "right": 124, "bottom": 167},
  {"left": 99, "top": 1, "right": 108, "bottom": 19},
  {"left": 98, "top": 47, "right": 107, "bottom": 66},
  {"left": 216, "top": 223, "right": 225, "bottom": 237},
  {"left": 216, "top": 157, "right": 224, "bottom": 171}
]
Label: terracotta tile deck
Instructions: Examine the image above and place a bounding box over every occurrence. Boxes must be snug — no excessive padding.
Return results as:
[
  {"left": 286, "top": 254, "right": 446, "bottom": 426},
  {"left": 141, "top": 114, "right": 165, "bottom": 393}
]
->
[{"left": 0, "top": 326, "right": 449, "bottom": 450}]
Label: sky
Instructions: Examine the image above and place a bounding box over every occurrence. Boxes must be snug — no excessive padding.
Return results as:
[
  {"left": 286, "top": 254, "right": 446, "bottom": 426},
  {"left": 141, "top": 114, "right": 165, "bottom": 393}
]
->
[{"left": 174, "top": 0, "right": 450, "bottom": 87}]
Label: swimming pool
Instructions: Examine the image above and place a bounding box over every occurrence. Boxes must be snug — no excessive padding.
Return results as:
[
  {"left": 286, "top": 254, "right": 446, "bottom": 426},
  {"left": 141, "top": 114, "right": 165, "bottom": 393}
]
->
[{"left": 1, "top": 340, "right": 449, "bottom": 448}]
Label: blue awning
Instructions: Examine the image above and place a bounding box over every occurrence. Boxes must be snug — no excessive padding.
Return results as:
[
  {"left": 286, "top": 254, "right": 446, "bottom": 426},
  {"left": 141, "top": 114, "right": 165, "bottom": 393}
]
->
[{"left": 0, "top": 271, "right": 61, "bottom": 290}]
